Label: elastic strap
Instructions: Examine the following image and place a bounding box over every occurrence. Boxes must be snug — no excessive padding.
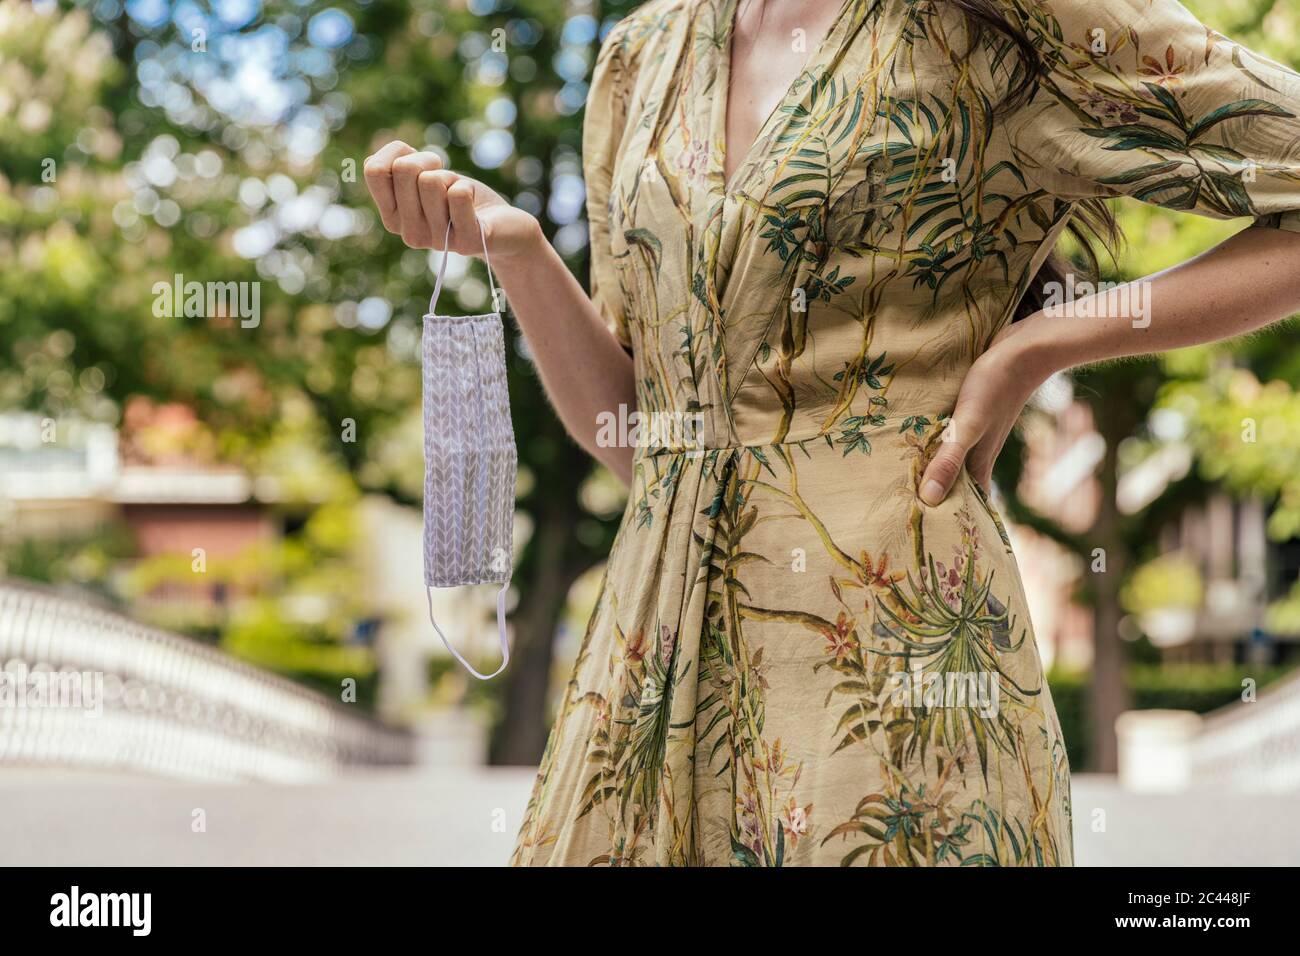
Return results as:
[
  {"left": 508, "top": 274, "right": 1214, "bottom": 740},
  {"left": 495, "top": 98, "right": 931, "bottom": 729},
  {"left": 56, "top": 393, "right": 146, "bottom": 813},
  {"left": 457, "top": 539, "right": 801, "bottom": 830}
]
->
[
  {"left": 429, "top": 218, "right": 500, "bottom": 316},
  {"left": 426, "top": 582, "right": 510, "bottom": 680}
]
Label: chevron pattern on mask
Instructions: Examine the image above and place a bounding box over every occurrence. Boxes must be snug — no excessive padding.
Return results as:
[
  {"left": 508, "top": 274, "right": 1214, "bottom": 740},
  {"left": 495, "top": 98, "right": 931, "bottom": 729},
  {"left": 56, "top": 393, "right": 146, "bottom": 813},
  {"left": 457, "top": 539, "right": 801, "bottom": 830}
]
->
[{"left": 421, "top": 220, "right": 517, "bottom": 680}]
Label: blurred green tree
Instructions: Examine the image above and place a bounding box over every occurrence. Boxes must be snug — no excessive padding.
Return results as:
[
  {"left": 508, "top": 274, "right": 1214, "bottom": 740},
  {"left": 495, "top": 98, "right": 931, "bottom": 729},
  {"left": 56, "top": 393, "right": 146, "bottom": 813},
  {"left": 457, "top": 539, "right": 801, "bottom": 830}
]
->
[{"left": 1, "top": 0, "right": 639, "bottom": 760}]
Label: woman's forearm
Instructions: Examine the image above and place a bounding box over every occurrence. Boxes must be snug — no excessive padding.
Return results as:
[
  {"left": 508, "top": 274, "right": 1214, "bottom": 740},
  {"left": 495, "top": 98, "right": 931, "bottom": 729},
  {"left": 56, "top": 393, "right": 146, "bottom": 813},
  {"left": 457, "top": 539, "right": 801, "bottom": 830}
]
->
[
  {"left": 1006, "top": 225, "right": 1300, "bottom": 382},
  {"left": 497, "top": 221, "right": 636, "bottom": 483},
  {"left": 920, "top": 223, "right": 1300, "bottom": 504}
]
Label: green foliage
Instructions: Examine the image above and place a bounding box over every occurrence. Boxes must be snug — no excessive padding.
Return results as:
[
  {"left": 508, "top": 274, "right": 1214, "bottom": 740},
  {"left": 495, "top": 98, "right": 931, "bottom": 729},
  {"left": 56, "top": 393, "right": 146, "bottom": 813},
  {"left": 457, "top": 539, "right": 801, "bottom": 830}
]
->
[
  {"left": 1121, "top": 554, "right": 1204, "bottom": 614},
  {"left": 1263, "top": 579, "right": 1300, "bottom": 635},
  {"left": 119, "top": 493, "right": 374, "bottom": 673},
  {"left": 1161, "top": 369, "right": 1300, "bottom": 537},
  {"left": 0, "top": 522, "right": 136, "bottom": 595},
  {"left": 221, "top": 598, "right": 375, "bottom": 682},
  {"left": 0, "top": 1, "right": 638, "bottom": 714}
]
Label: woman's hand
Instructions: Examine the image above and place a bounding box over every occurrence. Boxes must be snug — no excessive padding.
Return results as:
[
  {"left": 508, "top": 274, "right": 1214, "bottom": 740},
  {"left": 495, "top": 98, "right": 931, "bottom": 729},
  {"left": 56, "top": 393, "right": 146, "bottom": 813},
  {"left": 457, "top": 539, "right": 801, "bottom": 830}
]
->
[
  {"left": 918, "top": 323, "right": 1045, "bottom": 506},
  {"left": 362, "top": 141, "right": 638, "bottom": 482},
  {"left": 917, "top": 222, "right": 1300, "bottom": 507},
  {"left": 362, "top": 140, "right": 541, "bottom": 262}
]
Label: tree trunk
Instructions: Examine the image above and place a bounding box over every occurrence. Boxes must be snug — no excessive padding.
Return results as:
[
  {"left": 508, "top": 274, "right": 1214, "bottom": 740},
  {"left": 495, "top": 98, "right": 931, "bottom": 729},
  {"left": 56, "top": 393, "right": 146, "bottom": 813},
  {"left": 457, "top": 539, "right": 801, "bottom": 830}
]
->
[{"left": 488, "top": 465, "right": 591, "bottom": 766}]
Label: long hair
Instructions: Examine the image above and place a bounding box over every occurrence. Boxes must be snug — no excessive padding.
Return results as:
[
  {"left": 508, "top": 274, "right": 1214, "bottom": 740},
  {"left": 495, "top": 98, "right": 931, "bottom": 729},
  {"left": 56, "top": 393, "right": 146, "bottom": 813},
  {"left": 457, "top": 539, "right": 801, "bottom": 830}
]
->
[{"left": 946, "top": 0, "right": 1122, "bottom": 321}]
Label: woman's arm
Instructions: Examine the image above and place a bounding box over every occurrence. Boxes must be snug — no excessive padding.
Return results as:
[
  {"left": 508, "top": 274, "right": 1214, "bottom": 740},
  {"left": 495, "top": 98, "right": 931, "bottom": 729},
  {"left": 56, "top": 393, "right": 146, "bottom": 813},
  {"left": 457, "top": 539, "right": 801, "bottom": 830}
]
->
[
  {"left": 921, "top": 0, "right": 1300, "bottom": 506},
  {"left": 920, "top": 224, "right": 1300, "bottom": 505},
  {"left": 363, "top": 141, "right": 636, "bottom": 484}
]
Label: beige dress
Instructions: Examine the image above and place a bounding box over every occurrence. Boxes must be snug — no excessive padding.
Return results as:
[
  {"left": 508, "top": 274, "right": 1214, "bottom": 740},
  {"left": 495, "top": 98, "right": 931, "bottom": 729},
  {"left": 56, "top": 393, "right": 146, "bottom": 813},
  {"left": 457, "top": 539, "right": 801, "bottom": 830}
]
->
[{"left": 511, "top": 0, "right": 1300, "bottom": 866}]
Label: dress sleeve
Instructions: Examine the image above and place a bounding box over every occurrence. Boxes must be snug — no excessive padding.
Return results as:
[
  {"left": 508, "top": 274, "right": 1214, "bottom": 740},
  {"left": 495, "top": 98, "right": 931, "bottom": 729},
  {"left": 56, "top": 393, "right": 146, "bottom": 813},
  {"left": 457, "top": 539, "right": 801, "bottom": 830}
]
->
[
  {"left": 998, "top": 0, "right": 1300, "bottom": 233},
  {"left": 584, "top": 24, "right": 635, "bottom": 349}
]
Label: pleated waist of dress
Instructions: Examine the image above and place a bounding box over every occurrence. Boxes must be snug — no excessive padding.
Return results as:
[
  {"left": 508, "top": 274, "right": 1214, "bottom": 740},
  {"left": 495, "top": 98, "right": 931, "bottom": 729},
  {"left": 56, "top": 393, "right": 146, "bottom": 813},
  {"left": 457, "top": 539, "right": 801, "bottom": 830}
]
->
[{"left": 631, "top": 410, "right": 952, "bottom": 458}]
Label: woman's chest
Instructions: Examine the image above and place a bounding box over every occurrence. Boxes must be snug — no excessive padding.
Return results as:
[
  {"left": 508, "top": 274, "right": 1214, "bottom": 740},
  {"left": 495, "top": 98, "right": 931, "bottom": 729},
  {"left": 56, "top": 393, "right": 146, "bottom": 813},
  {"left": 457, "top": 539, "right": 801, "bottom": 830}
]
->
[
  {"left": 723, "top": 0, "right": 847, "bottom": 189},
  {"left": 604, "top": 1, "right": 1057, "bottom": 314}
]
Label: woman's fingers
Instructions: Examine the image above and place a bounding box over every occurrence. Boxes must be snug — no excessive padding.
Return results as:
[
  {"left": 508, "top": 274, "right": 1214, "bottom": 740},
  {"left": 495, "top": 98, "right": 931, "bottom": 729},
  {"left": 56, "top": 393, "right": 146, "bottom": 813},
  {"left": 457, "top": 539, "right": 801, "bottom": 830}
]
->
[
  {"left": 446, "top": 179, "right": 481, "bottom": 253},
  {"left": 417, "top": 169, "right": 460, "bottom": 249},
  {"left": 363, "top": 141, "right": 416, "bottom": 234},
  {"left": 919, "top": 440, "right": 967, "bottom": 506},
  {"left": 363, "top": 141, "right": 511, "bottom": 257},
  {"left": 390, "top": 150, "right": 444, "bottom": 247},
  {"left": 919, "top": 409, "right": 983, "bottom": 506}
]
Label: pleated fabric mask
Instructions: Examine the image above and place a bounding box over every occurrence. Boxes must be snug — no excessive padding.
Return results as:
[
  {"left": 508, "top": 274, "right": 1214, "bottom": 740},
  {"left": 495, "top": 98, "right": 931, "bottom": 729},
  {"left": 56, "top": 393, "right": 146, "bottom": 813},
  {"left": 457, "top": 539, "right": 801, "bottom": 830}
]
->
[{"left": 422, "top": 220, "right": 516, "bottom": 679}]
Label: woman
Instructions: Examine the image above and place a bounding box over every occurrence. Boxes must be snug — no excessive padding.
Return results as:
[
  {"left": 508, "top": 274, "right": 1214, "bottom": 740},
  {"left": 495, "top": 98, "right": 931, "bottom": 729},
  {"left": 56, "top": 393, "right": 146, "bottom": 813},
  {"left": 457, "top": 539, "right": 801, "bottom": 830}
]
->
[{"left": 365, "top": 0, "right": 1300, "bottom": 866}]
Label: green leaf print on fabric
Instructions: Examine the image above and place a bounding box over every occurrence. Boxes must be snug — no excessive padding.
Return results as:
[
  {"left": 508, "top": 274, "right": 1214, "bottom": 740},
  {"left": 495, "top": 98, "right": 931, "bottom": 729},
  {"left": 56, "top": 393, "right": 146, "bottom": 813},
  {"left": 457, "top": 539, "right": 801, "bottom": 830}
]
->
[{"left": 511, "top": 0, "right": 1300, "bottom": 867}]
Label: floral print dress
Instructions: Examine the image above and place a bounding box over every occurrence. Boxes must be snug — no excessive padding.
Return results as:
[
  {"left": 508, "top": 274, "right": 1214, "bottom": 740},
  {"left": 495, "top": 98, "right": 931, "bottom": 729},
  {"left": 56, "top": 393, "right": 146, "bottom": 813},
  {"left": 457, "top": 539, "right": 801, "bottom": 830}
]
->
[{"left": 510, "top": 0, "right": 1300, "bottom": 866}]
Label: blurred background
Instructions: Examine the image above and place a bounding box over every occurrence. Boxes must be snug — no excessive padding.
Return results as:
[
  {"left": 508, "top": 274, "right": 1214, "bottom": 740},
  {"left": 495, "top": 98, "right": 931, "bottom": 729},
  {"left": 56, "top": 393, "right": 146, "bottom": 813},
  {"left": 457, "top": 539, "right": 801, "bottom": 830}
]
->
[{"left": 1, "top": 0, "right": 1299, "bottom": 866}]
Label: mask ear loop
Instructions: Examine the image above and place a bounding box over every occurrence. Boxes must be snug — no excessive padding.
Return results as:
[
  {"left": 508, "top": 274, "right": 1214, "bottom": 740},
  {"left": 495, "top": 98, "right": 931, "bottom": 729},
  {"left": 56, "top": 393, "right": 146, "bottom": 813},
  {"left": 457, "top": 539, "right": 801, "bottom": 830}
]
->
[
  {"left": 428, "top": 216, "right": 501, "bottom": 316},
  {"left": 426, "top": 583, "right": 509, "bottom": 681},
  {"left": 424, "top": 208, "right": 510, "bottom": 680}
]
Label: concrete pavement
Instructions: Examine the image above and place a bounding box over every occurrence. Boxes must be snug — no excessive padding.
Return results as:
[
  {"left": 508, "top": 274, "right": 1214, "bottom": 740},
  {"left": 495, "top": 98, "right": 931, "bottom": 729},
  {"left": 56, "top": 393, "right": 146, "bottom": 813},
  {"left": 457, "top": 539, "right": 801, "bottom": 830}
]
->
[{"left": 0, "top": 768, "right": 1294, "bottom": 866}]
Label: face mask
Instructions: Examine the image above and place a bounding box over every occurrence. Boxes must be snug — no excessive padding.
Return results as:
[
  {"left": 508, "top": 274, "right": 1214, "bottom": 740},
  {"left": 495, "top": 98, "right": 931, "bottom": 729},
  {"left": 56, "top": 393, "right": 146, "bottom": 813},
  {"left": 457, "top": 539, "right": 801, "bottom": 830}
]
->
[{"left": 422, "top": 221, "right": 516, "bottom": 679}]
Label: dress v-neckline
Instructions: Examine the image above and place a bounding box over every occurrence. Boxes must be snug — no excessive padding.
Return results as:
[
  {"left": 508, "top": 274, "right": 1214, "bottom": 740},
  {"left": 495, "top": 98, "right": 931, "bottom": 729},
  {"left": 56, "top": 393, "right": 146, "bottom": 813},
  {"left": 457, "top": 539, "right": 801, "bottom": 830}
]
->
[{"left": 716, "top": 0, "right": 854, "bottom": 196}]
